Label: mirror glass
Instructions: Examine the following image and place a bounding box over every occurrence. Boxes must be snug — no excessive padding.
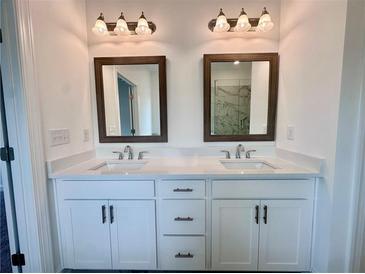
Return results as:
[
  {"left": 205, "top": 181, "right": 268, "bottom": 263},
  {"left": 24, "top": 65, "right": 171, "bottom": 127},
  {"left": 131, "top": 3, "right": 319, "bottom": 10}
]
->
[
  {"left": 210, "top": 61, "right": 269, "bottom": 135},
  {"left": 102, "top": 64, "right": 160, "bottom": 137}
]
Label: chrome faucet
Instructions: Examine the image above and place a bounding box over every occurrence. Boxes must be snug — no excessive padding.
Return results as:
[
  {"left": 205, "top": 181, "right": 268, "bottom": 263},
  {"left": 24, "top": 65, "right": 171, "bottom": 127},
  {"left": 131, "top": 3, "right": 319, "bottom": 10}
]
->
[
  {"left": 221, "top": 150, "right": 231, "bottom": 159},
  {"left": 245, "top": 149, "right": 257, "bottom": 159},
  {"left": 138, "top": 151, "right": 149, "bottom": 160},
  {"left": 235, "top": 144, "right": 245, "bottom": 159},
  {"left": 124, "top": 145, "right": 134, "bottom": 160},
  {"left": 112, "top": 151, "right": 124, "bottom": 160}
]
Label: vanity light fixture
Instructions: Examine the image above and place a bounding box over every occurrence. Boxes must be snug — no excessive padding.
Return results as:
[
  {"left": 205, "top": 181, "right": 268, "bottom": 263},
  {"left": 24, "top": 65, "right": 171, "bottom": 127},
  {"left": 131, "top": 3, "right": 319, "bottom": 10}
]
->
[
  {"left": 213, "top": 8, "right": 230, "bottom": 32},
  {"left": 135, "top": 12, "right": 152, "bottom": 35},
  {"left": 92, "top": 13, "right": 108, "bottom": 35},
  {"left": 257, "top": 7, "right": 274, "bottom": 32},
  {"left": 113, "top": 12, "right": 130, "bottom": 35},
  {"left": 208, "top": 7, "right": 274, "bottom": 33},
  {"left": 234, "top": 8, "right": 251, "bottom": 32},
  {"left": 92, "top": 11, "right": 156, "bottom": 36}
]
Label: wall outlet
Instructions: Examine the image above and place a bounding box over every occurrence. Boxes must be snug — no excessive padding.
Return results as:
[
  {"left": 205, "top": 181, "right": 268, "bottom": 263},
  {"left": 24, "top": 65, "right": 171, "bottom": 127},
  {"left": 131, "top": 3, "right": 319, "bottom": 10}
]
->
[
  {"left": 49, "top": 129, "right": 70, "bottom": 147},
  {"left": 287, "top": 125, "right": 295, "bottom": 140},
  {"left": 83, "top": 129, "right": 90, "bottom": 142}
]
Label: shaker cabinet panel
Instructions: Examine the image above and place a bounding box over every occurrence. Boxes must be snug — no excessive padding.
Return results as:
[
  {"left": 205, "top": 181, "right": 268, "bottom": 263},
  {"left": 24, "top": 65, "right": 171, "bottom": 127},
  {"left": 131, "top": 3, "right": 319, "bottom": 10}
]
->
[
  {"left": 110, "top": 200, "right": 156, "bottom": 270},
  {"left": 62, "top": 200, "right": 112, "bottom": 269},
  {"left": 258, "top": 200, "right": 313, "bottom": 272},
  {"left": 212, "top": 200, "right": 259, "bottom": 271}
]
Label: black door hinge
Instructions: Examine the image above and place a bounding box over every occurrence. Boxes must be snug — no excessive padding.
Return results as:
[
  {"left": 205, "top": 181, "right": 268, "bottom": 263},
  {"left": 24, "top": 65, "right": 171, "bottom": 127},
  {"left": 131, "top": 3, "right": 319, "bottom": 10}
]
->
[
  {"left": 0, "top": 147, "right": 15, "bottom": 162},
  {"left": 11, "top": 253, "right": 25, "bottom": 266}
]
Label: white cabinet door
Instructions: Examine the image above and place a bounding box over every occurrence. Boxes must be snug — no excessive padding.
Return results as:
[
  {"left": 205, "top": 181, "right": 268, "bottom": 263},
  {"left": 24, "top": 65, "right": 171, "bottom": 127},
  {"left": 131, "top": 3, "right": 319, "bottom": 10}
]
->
[
  {"left": 62, "top": 200, "right": 111, "bottom": 269},
  {"left": 258, "top": 200, "right": 313, "bottom": 272},
  {"left": 212, "top": 200, "right": 259, "bottom": 271},
  {"left": 110, "top": 200, "right": 156, "bottom": 270}
]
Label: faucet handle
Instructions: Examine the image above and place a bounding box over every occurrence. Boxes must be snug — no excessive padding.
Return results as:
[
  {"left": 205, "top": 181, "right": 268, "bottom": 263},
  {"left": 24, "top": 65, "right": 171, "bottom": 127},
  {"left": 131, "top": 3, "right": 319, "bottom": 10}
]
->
[
  {"left": 221, "top": 150, "right": 231, "bottom": 159},
  {"left": 245, "top": 149, "right": 257, "bottom": 159},
  {"left": 138, "top": 151, "right": 149, "bottom": 160},
  {"left": 112, "top": 151, "right": 124, "bottom": 160}
]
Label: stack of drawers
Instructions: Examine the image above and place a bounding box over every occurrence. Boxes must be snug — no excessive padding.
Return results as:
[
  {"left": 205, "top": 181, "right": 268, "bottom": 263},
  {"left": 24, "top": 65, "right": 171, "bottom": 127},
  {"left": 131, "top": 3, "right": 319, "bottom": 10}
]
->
[{"left": 157, "top": 180, "right": 206, "bottom": 270}]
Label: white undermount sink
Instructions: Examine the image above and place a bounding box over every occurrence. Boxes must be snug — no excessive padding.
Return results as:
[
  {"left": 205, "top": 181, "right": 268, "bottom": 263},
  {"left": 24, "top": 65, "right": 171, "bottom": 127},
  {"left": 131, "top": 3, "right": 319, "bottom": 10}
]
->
[
  {"left": 220, "top": 159, "right": 277, "bottom": 170},
  {"left": 89, "top": 160, "right": 148, "bottom": 172}
]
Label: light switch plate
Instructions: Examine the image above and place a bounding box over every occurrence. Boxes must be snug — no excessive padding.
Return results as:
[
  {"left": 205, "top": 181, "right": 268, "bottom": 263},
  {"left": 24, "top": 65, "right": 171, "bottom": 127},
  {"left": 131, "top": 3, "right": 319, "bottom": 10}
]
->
[
  {"left": 287, "top": 126, "right": 295, "bottom": 140},
  {"left": 49, "top": 129, "right": 70, "bottom": 147}
]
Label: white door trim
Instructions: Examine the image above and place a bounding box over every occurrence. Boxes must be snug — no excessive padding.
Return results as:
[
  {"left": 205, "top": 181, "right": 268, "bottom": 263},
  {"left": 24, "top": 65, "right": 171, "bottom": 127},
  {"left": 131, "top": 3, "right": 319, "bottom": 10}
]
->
[{"left": 1, "top": 0, "right": 54, "bottom": 272}]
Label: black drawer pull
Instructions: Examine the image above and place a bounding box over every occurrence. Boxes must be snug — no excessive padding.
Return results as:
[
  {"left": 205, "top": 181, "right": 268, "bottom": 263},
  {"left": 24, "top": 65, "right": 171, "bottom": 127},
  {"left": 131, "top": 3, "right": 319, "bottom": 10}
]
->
[
  {"left": 175, "top": 252, "right": 194, "bottom": 258},
  {"left": 173, "top": 188, "right": 193, "bottom": 192},
  {"left": 255, "top": 205, "right": 259, "bottom": 224},
  {"left": 263, "top": 205, "right": 268, "bottom": 224},
  {"left": 174, "top": 217, "right": 194, "bottom": 221},
  {"left": 102, "top": 205, "right": 106, "bottom": 224}
]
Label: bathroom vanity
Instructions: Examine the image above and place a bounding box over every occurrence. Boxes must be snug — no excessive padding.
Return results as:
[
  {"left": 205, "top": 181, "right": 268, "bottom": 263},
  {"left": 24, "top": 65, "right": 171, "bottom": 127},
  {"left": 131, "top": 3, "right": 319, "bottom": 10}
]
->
[{"left": 50, "top": 154, "right": 319, "bottom": 272}]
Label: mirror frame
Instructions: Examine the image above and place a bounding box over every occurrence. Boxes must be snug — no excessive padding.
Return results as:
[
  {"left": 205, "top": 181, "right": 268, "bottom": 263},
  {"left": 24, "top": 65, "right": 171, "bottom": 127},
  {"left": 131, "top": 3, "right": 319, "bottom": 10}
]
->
[
  {"left": 203, "top": 53, "right": 279, "bottom": 142},
  {"left": 94, "top": 56, "right": 167, "bottom": 143}
]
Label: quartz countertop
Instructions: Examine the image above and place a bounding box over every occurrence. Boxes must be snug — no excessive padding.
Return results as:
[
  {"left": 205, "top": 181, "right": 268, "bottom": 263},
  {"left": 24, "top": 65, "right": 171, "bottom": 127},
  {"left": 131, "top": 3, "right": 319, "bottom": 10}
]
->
[{"left": 49, "top": 156, "right": 321, "bottom": 180}]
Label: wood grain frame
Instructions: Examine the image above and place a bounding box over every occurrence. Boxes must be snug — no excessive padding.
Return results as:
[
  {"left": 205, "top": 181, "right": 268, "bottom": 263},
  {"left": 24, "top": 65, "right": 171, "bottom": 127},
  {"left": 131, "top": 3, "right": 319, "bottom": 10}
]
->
[
  {"left": 203, "top": 53, "right": 279, "bottom": 142},
  {"left": 94, "top": 56, "right": 167, "bottom": 143}
]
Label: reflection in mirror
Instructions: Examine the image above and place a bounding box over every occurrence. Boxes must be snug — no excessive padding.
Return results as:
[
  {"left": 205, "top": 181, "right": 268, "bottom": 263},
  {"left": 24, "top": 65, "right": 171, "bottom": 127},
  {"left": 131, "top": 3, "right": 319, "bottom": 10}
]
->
[
  {"left": 204, "top": 53, "right": 278, "bottom": 142},
  {"left": 102, "top": 64, "right": 160, "bottom": 137},
  {"left": 211, "top": 61, "right": 269, "bottom": 135}
]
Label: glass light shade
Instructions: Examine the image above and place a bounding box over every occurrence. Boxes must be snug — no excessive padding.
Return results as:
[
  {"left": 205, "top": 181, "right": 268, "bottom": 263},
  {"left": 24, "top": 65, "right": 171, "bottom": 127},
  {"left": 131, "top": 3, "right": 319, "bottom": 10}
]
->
[
  {"left": 135, "top": 12, "right": 152, "bottom": 35},
  {"left": 257, "top": 8, "right": 274, "bottom": 32},
  {"left": 234, "top": 8, "right": 251, "bottom": 32},
  {"left": 92, "top": 13, "right": 108, "bottom": 35},
  {"left": 213, "top": 9, "right": 230, "bottom": 32},
  {"left": 114, "top": 12, "right": 130, "bottom": 35}
]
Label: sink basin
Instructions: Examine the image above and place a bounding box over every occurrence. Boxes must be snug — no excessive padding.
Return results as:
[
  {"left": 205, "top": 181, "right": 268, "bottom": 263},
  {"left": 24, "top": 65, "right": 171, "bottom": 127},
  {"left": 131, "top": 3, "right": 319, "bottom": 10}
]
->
[
  {"left": 89, "top": 160, "right": 148, "bottom": 172},
  {"left": 220, "top": 159, "right": 277, "bottom": 170}
]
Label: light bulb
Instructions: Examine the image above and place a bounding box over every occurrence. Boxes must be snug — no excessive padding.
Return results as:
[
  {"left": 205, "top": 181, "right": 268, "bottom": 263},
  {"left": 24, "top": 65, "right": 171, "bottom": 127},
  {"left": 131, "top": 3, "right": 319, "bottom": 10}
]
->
[
  {"left": 257, "top": 7, "right": 274, "bottom": 32},
  {"left": 135, "top": 12, "right": 152, "bottom": 35},
  {"left": 213, "top": 8, "right": 230, "bottom": 32},
  {"left": 234, "top": 8, "right": 251, "bottom": 32},
  {"left": 92, "top": 13, "right": 108, "bottom": 35},
  {"left": 114, "top": 12, "right": 130, "bottom": 35}
]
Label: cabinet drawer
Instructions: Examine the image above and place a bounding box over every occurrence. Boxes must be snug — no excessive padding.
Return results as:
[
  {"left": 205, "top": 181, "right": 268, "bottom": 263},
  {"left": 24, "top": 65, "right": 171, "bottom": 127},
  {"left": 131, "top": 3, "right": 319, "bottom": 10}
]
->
[
  {"left": 212, "top": 180, "right": 315, "bottom": 199},
  {"left": 160, "top": 200, "right": 205, "bottom": 235},
  {"left": 58, "top": 180, "right": 155, "bottom": 199},
  {"left": 158, "top": 180, "right": 205, "bottom": 198},
  {"left": 160, "top": 236, "right": 205, "bottom": 270}
]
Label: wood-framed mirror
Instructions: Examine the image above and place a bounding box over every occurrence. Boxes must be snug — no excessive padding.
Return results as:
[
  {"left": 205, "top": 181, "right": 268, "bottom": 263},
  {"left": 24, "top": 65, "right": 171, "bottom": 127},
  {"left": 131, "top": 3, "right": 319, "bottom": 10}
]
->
[
  {"left": 94, "top": 56, "right": 167, "bottom": 143},
  {"left": 204, "top": 53, "right": 279, "bottom": 142}
]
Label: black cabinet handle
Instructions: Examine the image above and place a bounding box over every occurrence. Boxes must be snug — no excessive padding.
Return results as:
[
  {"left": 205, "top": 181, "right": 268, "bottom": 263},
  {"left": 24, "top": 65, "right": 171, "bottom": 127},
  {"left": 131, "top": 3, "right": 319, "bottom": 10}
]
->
[
  {"left": 174, "top": 217, "right": 194, "bottom": 221},
  {"left": 173, "top": 188, "right": 193, "bottom": 192},
  {"left": 102, "top": 205, "right": 106, "bottom": 224},
  {"left": 263, "top": 205, "right": 268, "bottom": 224},
  {"left": 255, "top": 205, "right": 259, "bottom": 224},
  {"left": 110, "top": 205, "right": 114, "bottom": 224},
  {"left": 175, "top": 252, "right": 194, "bottom": 258}
]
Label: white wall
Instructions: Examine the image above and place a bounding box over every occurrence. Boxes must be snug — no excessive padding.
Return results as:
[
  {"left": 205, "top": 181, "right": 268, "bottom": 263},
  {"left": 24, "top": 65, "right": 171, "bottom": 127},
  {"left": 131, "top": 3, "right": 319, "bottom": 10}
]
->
[
  {"left": 277, "top": 0, "right": 350, "bottom": 272},
  {"left": 86, "top": 0, "right": 281, "bottom": 147},
  {"left": 250, "top": 61, "right": 269, "bottom": 134},
  {"left": 103, "top": 66, "right": 121, "bottom": 135},
  {"left": 30, "top": 0, "right": 93, "bottom": 161}
]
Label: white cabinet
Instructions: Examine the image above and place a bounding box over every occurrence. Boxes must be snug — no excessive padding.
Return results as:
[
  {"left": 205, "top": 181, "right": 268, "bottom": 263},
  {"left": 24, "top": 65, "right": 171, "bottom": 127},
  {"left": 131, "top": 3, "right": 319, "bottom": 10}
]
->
[
  {"left": 258, "top": 200, "right": 312, "bottom": 271},
  {"left": 212, "top": 200, "right": 259, "bottom": 271},
  {"left": 110, "top": 200, "right": 156, "bottom": 269},
  {"left": 212, "top": 199, "right": 313, "bottom": 272},
  {"left": 62, "top": 200, "right": 112, "bottom": 269},
  {"left": 60, "top": 198, "right": 156, "bottom": 270}
]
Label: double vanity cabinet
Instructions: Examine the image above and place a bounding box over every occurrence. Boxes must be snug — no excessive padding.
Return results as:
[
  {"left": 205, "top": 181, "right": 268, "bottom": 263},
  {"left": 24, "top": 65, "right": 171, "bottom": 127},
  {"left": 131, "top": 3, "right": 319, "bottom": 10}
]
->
[{"left": 53, "top": 176, "right": 315, "bottom": 272}]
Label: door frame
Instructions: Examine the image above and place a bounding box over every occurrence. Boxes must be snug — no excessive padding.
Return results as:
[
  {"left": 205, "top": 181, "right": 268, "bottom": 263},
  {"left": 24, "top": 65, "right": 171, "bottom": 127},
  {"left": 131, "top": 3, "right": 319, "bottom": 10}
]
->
[{"left": 1, "top": 0, "right": 53, "bottom": 272}]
